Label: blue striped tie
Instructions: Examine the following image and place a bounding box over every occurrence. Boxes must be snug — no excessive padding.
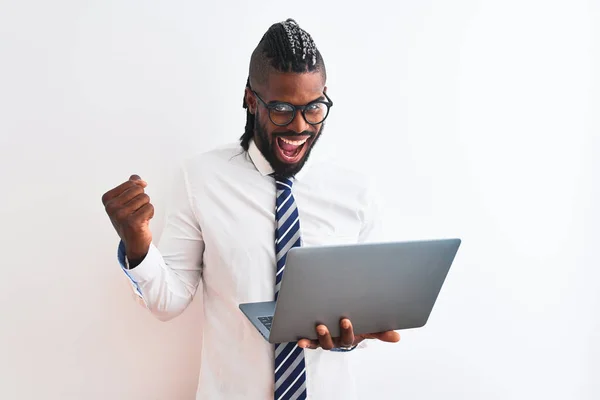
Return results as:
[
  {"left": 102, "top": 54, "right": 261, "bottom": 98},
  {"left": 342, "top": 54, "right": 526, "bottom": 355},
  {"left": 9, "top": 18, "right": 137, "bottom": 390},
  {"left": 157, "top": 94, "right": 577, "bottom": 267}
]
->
[{"left": 273, "top": 175, "right": 307, "bottom": 400}]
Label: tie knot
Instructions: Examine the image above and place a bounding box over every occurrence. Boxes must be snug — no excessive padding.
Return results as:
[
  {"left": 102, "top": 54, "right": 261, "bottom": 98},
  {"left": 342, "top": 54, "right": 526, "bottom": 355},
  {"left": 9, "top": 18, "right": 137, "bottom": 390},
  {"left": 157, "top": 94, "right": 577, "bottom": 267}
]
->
[{"left": 273, "top": 174, "right": 294, "bottom": 190}]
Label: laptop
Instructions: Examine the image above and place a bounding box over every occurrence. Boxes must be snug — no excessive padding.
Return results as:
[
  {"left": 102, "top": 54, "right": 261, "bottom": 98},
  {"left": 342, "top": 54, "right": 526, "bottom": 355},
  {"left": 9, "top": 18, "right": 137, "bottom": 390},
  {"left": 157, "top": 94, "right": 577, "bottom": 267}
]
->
[{"left": 239, "top": 238, "right": 461, "bottom": 344}]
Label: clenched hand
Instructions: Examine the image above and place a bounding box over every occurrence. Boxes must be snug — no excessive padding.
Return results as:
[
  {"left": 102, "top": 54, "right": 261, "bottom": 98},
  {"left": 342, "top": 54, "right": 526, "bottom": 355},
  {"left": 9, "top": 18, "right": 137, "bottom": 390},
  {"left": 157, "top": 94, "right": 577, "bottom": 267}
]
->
[{"left": 101, "top": 175, "right": 154, "bottom": 262}]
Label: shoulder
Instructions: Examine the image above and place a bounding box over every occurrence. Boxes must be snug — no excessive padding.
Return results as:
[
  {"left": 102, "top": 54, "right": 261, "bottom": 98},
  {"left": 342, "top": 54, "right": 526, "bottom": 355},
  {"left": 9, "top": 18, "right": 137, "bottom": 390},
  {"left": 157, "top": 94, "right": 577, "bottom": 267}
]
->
[
  {"left": 305, "top": 159, "right": 375, "bottom": 195},
  {"left": 300, "top": 159, "right": 379, "bottom": 213},
  {"left": 177, "top": 142, "right": 251, "bottom": 180},
  {"left": 181, "top": 142, "right": 245, "bottom": 170}
]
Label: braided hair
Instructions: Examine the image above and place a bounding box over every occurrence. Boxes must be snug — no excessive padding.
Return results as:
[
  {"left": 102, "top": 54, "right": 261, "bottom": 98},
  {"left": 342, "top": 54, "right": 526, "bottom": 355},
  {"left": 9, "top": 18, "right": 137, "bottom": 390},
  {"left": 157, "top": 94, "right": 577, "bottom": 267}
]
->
[{"left": 240, "top": 18, "right": 326, "bottom": 151}]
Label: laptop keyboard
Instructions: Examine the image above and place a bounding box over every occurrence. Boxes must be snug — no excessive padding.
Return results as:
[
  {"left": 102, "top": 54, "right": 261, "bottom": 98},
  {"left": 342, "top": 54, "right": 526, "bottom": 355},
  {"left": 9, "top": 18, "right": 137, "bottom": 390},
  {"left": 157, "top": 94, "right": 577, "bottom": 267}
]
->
[{"left": 258, "top": 316, "right": 273, "bottom": 331}]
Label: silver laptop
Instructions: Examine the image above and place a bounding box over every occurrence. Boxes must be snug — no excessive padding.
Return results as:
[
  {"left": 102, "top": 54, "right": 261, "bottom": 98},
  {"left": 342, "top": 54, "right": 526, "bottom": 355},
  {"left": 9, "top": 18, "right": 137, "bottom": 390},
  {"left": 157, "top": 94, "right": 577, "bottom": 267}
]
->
[{"left": 239, "top": 238, "right": 461, "bottom": 344}]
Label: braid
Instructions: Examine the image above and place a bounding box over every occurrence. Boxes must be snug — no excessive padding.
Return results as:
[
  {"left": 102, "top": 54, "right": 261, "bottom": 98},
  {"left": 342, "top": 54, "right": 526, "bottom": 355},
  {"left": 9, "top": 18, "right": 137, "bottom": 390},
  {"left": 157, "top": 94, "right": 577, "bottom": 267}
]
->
[
  {"left": 241, "top": 77, "right": 255, "bottom": 151},
  {"left": 240, "top": 18, "right": 326, "bottom": 151},
  {"left": 273, "top": 30, "right": 289, "bottom": 66}
]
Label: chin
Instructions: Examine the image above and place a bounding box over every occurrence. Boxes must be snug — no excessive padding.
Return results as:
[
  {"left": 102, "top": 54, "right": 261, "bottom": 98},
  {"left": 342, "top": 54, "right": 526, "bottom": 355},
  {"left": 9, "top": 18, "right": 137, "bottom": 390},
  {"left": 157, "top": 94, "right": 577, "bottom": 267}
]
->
[
  {"left": 253, "top": 116, "right": 323, "bottom": 178},
  {"left": 269, "top": 135, "right": 316, "bottom": 177},
  {"left": 273, "top": 135, "right": 311, "bottom": 165}
]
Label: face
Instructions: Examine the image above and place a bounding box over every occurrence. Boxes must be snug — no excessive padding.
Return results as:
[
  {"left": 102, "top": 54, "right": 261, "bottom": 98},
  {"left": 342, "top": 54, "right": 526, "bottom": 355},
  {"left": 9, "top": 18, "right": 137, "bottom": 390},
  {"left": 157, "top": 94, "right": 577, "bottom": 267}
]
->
[{"left": 245, "top": 71, "right": 327, "bottom": 177}]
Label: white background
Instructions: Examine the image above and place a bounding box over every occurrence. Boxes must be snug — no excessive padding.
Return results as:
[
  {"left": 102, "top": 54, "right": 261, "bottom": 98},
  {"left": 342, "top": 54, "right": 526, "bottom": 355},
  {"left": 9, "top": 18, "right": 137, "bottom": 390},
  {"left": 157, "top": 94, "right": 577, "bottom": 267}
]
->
[{"left": 0, "top": 0, "right": 598, "bottom": 399}]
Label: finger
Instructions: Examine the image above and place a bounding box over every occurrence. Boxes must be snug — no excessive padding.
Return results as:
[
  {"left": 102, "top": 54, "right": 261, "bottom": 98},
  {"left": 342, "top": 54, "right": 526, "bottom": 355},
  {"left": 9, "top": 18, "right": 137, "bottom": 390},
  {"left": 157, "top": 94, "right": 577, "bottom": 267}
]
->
[
  {"left": 339, "top": 318, "right": 354, "bottom": 347},
  {"left": 133, "top": 202, "right": 155, "bottom": 221},
  {"left": 124, "top": 193, "right": 150, "bottom": 213},
  {"left": 316, "top": 324, "right": 334, "bottom": 350},
  {"left": 118, "top": 185, "right": 145, "bottom": 205},
  {"left": 297, "top": 338, "right": 320, "bottom": 349},
  {"left": 102, "top": 180, "right": 139, "bottom": 205},
  {"left": 368, "top": 331, "right": 401, "bottom": 343},
  {"left": 104, "top": 185, "right": 145, "bottom": 215}
]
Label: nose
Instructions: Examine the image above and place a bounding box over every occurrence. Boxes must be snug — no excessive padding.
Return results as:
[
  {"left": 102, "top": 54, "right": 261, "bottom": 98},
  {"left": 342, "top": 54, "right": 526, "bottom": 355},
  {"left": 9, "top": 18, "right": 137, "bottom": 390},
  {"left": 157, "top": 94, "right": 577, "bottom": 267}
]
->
[{"left": 286, "top": 111, "right": 310, "bottom": 134}]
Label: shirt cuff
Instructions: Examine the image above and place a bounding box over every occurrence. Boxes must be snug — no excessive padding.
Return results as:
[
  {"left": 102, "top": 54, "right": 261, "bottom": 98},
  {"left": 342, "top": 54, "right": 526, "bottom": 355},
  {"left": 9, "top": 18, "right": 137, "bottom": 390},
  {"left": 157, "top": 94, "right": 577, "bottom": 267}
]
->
[
  {"left": 117, "top": 240, "right": 163, "bottom": 297},
  {"left": 331, "top": 347, "right": 356, "bottom": 352},
  {"left": 330, "top": 339, "right": 369, "bottom": 352},
  {"left": 331, "top": 344, "right": 359, "bottom": 352}
]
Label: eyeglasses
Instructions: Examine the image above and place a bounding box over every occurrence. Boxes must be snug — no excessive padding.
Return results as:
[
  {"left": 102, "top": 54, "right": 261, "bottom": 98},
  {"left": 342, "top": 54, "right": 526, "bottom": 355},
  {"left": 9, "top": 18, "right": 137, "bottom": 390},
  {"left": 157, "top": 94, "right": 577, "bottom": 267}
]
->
[{"left": 251, "top": 90, "right": 333, "bottom": 126}]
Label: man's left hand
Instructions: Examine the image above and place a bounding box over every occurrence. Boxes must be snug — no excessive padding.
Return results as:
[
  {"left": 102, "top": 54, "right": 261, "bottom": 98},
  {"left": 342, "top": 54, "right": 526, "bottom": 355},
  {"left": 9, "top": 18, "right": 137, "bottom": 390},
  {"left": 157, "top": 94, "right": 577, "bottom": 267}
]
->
[{"left": 297, "top": 318, "right": 400, "bottom": 350}]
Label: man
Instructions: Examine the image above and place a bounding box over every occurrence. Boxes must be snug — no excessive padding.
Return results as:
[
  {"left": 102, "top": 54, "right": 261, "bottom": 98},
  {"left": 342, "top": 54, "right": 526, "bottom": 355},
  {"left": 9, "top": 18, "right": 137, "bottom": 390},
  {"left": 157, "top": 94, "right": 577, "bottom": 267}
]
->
[{"left": 102, "top": 18, "right": 400, "bottom": 400}]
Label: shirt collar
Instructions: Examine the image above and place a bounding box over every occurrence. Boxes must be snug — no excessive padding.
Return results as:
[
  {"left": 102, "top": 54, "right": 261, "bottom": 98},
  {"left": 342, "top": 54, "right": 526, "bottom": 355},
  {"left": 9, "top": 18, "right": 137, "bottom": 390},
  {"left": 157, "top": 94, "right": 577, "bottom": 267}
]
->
[{"left": 247, "top": 138, "right": 311, "bottom": 181}]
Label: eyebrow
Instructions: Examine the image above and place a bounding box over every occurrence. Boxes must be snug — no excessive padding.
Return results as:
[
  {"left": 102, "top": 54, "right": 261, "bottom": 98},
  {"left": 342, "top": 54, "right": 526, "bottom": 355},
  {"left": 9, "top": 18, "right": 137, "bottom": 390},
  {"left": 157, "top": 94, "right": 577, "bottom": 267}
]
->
[{"left": 268, "top": 94, "right": 325, "bottom": 105}]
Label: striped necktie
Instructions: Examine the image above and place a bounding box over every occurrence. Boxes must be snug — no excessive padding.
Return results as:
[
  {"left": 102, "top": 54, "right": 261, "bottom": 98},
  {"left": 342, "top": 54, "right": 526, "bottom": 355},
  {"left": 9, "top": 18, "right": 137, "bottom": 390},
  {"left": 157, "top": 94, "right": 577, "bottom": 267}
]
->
[{"left": 273, "top": 175, "right": 307, "bottom": 400}]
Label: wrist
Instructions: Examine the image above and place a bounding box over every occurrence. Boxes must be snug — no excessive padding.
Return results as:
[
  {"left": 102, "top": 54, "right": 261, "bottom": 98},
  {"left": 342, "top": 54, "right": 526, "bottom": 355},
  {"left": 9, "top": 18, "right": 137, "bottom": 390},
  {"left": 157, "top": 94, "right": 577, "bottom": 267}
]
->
[
  {"left": 125, "top": 254, "right": 146, "bottom": 269},
  {"left": 125, "top": 241, "right": 149, "bottom": 256},
  {"left": 124, "top": 245, "right": 149, "bottom": 267}
]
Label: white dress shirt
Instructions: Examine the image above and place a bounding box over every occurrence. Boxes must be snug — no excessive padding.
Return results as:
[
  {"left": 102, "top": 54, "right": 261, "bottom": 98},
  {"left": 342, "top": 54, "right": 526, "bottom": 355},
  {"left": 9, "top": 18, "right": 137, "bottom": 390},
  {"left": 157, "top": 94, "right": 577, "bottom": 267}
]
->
[{"left": 117, "top": 138, "right": 383, "bottom": 399}]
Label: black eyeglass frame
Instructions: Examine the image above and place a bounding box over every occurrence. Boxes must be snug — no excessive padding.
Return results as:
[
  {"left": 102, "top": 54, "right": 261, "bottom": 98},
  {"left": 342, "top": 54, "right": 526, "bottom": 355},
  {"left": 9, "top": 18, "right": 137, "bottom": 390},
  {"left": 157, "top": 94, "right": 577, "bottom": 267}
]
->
[{"left": 251, "top": 89, "right": 333, "bottom": 127}]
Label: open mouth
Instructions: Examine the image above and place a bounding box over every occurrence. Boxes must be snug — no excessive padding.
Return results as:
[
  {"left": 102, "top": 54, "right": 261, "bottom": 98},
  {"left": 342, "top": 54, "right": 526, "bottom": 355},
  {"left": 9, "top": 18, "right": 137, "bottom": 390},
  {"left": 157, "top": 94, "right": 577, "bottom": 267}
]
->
[{"left": 274, "top": 136, "right": 310, "bottom": 164}]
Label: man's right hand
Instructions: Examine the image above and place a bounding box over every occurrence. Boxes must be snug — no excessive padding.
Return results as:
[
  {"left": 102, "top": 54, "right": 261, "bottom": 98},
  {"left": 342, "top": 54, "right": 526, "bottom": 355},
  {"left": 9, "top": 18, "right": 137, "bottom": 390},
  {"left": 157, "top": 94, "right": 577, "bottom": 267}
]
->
[{"left": 102, "top": 175, "right": 154, "bottom": 263}]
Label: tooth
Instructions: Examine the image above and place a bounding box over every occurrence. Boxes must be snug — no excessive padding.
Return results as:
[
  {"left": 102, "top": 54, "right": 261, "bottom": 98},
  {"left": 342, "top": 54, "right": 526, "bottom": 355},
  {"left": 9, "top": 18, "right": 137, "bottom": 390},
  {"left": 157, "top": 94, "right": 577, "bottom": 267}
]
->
[{"left": 281, "top": 137, "right": 307, "bottom": 145}]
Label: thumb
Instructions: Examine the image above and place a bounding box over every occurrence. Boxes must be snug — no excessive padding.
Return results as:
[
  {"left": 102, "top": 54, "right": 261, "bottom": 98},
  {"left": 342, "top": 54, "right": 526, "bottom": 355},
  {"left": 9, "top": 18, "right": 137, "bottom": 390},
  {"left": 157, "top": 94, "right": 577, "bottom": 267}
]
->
[
  {"left": 360, "top": 331, "right": 401, "bottom": 343},
  {"left": 371, "top": 331, "right": 401, "bottom": 342},
  {"left": 129, "top": 174, "right": 147, "bottom": 188}
]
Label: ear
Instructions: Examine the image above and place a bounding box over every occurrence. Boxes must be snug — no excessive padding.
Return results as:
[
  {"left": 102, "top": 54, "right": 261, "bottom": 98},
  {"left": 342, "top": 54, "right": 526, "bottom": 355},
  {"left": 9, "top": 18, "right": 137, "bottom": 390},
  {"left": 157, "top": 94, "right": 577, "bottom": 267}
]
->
[
  {"left": 245, "top": 87, "right": 257, "bottom": 114},
  {"left": 323, "top": 85, "right": 327, "bottom": 93}
]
